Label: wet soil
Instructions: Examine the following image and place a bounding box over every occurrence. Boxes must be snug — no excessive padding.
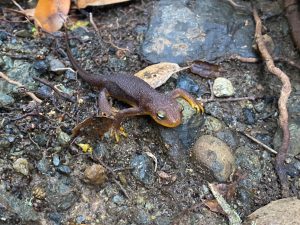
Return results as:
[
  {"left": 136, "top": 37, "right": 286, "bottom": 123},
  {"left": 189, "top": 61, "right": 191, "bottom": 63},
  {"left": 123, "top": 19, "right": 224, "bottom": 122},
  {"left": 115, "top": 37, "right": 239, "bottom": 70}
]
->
[{"left": 0, "top": 1, "right": 300, "bottom": 225}]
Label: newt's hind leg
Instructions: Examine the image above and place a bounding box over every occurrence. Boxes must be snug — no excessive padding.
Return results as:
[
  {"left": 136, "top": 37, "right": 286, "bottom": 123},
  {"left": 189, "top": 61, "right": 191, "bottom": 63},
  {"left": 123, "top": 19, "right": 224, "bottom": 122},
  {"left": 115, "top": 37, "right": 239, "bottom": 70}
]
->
[{"left": 169, "top": 88, "right": 204, "bottom": 113}]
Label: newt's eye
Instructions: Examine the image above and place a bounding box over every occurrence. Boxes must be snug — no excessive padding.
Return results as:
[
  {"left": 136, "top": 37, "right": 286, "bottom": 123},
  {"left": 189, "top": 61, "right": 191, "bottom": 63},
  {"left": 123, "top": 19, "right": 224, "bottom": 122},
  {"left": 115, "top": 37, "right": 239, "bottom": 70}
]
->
[{"left": 157, "top": 110, "right": 166, "bottom": 120}]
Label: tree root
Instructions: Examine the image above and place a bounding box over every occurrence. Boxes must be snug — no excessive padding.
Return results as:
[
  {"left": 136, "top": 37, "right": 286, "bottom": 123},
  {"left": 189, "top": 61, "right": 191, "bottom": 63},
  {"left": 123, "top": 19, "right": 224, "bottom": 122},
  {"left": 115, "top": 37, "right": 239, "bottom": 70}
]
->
[{"left": 253, "top": 8, "right": 292, "bottom": 197}]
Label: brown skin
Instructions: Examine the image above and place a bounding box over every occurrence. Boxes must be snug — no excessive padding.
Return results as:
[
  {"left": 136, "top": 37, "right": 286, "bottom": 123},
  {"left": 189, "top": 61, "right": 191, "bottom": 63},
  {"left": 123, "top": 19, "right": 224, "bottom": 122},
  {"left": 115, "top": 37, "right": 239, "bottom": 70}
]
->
[{"left": 64, "top": 29, "right": 203, "bottom": 137}]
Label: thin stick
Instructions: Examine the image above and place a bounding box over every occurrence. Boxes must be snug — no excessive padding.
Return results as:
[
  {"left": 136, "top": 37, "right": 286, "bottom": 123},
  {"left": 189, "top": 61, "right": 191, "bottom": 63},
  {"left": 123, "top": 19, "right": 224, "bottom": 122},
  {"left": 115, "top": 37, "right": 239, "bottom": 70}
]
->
[
  {"left": 241, "top": 132, "right": 277, "bottom": 154},
  {"left": 11, "top": 0, "right": 24, "bottom": 11},
  {"left": 33, "top": 76, "right": 75, "bottom": 103},
  {"left": 0, "top": 72, "right": 42, "bottom": 104},
  {"left": 253, "top": 8, "right": 292, "bottom": 197}
]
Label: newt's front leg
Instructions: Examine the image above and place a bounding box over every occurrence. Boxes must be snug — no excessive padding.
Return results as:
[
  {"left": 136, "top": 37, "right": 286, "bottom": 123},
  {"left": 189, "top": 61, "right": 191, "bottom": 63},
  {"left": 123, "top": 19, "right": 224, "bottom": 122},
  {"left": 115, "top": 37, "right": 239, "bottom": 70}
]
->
[
  {"left": 169, "top": 88, "right": 204, "bottom": 113},
  {"left": 111, "top": 107, "right": 145, "bottom": 142}
]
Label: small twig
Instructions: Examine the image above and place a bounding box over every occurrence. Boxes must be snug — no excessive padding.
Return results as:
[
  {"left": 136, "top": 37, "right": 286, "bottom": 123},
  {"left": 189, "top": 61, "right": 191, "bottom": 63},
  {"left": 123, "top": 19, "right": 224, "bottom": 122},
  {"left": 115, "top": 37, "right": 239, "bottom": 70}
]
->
[
  {"left": 229, "top": 54, "right": 300, "bottom": 70},
  {"left": 10, "top": 111, "right": 46, "bottom": 122},
  {"left": 241, "top": 132, "right": 278, "bottom": 154},
  {"left": 89, "top": 13, "right": 100, "bottom": 37},
  {"left": 28, "top": 133, "right": 41, "bottom": 150},
  {"left": 33, "top": 76, "right": 75, "bottom": 103},
  {"left": 229, "top": 54, "right": 259, "bottom": 63},
  {"left": 104, "top": 34, "right": 130, "bottom": 52},
  {"left": 11, "top": 0, "right": 24, "bottom": 11},
  {"left": 208, "top": 183, "right": 242, "bottom": 225},
  {"left": 0, "top": 72, "right": 42, "bottom": 104},
  {"left": 253, "top": 8, "right": 292, "bottom": 197},
  {"left": 202, "top": 96, "right": 258, "bottom": 103}
]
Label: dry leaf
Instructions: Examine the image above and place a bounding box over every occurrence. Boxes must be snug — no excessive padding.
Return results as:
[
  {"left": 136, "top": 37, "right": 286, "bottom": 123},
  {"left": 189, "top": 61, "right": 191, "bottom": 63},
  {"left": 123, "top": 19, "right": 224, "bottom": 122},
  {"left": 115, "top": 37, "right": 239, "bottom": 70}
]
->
[
  {"left": 134, "top": 62, "right": 182, "bottom": 88},
  {"left": 77, "top": 0, "right": 130, "bottom": 8},
  {"left": 190, "top": 61, "right": 222, "bottom": 78},
  {"left": 203, "top": 199, "right": 226, "bottom": 215},
  {"left": 34, "top": 0, "right": 70, "bottom": 33}
]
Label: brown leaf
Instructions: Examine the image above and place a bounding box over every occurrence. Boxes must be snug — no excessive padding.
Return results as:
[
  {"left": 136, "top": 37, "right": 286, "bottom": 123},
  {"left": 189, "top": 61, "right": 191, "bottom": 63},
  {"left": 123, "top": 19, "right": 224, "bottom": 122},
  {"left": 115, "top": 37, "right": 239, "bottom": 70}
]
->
[
  {"left": 77, "top": 0, "right": 130, "bottom": 9},
  {"left": 190, "top": 61, "right": 222, "bottom": 78},
  {"left": 72, "top": 115, "right": 115, "bottom": 139},
  {"left": 134, "top": 62, "right": 182, "bottom": 88},
  {"left": 203, "top": 199, "right": 226, "bottom": 215},
  {"left": 34, "top": 0, "right": 70, "bottom": 33}
]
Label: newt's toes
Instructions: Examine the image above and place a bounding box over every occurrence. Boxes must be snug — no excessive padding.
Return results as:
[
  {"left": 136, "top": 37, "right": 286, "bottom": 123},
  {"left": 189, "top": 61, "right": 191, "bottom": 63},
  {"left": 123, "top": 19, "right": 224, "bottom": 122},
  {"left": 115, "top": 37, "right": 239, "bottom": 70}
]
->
[
  {"left": 193, "top": 102, "right": 204, "bottom": 114},
  {"left": 110, "top": 126, "right": 128, "bottom": 143}
]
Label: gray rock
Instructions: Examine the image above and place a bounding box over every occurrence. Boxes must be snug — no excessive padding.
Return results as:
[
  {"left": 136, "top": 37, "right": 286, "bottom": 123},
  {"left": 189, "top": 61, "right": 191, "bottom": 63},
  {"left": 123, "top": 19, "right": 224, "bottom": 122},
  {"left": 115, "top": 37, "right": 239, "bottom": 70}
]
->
[
  {"left": 46, "top": 176, "right": 78, "bottom": 211},
  {"left": 243, "top": 198, "right": 300, "bottom": 225},
  {"left": 13, "top": 158, "right": 30, "bottom": 176},
  {"left": 204, "top": 116, "right": 225, "bottom": 132},
  {"left": 243, "top": 107, "right": 256, "bottom": 125},
  {"left": 0, "top": 134, "right": 12, "bottom": 151},
  {"left": 57, "top": 129, "right": 71, "bottom": 146},
  {"left": 216, "top": 129, "right": 239, "bottom": 149},
  {"left": 0, "top": 60, "right": 38, "bottom": 94},
  {"left": 213, "top": 77, "right": 235, "bottom": 97},
  {"left": 287, "top": 92, "right": 300, "bottom": 114},
  {"left": 131, "top": 154, "right": 155, "bottom": 185},
  {"left": 0, "top": 92, "right": 14, "bottom": 107},
  {"left": 37, "top": 158, "right": 50, "bottom": 174},
  {"left": 57, "top": 165, "right": 71, "bottom": 175},
  {"left": 48, "top": 56, "right": 65, "bottom": 74},
  {"left": 192, "top": 135, "right": 235, "bottom": 182},
  {"left": 33, "top": 60, "right": 48, "bottom": 74},
  {"left": 0, "top": 189, "right": 40, "bottom": 224},
  {"left": 52, "top": 154, "right": 60, "bottom": 166},
  {"left": 235, "top": 146, "right": 262, "bottom": 189},
  {"left": 273, "top": 118, "right": 300, "bottom": 157},
  {"left": 142, "top": 0, "right": 255, "bottom": 64}
]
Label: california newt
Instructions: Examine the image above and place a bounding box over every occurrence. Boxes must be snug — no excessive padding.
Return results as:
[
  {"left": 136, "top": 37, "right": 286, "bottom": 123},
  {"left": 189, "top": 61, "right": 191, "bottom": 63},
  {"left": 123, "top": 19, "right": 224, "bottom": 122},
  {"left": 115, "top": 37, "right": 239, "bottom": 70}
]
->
[{"left": 64, "top": 29, "right": 204, "bottom": 140}]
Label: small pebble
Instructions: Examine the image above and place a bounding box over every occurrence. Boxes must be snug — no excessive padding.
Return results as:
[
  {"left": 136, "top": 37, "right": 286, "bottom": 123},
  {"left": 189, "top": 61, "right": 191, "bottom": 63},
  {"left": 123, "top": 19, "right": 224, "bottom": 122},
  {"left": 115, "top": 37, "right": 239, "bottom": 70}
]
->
[
  {"left": 192, "top": 135, "right": 235, "bottom": 182},
  {"left": 76, "top": 215, "right": 85, "bottom": 224},
  {"left": 48, "top": 56, "right": 65, "bottom": 74},
  {"left": 243, "top": 108, "right": 256, "bottom": 125},
  {"left": 0, "top": 31, "right": 8, "bottom": 41},
  {"left": 57, "top": 165, "right": 71, "bottom": 175},
  {"left": 52, "top": 155, "right": 60, "bottom": 166},
  {"left": 84, "top": 164, "right": 107, "bottom": 185},
  {"left": 112, "top": 194, "right": 125, "bottom": 205},
  {"left": 13, "top": 158, "right": 30, "bottom": 176},
  {"left": 37, "top": 158, "right": 50, "bottom": 174},
  {"left": 131, "top": 154, "right": 155, "bottom": 185},
  {"left": 57, "top": 130, "right": 71, "bottom": 146},
  {"left": 0, "top": 93, "right": 15, "bottom": 107},
  {"left": 33, "top": 60, "right": 48, "bottom": 74},
  {"left": 177, "top": 75, "right": 200, "bottom": 95},
  {"left": 64, "top": 70, "right": 76, "bottom": 81},
  {"left": 36, "top": 85, "right": 53, "bottom": 99},
  {"left": 212, "top": 77, "right": 235, "bottom": 97}
]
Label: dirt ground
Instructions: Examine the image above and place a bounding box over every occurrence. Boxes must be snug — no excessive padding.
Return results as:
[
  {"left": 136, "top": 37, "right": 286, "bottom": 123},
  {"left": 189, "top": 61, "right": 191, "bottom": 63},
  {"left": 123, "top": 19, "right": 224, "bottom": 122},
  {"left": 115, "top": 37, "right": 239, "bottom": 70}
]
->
[{"left": 0, "top": 1, "right": 300, "bottom": 225}]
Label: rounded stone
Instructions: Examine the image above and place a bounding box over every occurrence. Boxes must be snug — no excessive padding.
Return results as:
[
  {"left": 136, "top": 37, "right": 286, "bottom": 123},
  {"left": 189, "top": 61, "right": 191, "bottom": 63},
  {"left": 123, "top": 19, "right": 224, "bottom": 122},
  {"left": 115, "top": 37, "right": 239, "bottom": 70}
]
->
[
  {"left": 192, "top": 135, "right": 235, "bottom": 182},
  {"left": 13, "top": 158, "right": 30, "bottom": 176},
  {"left": 212, "top": 77, "right": 235, "bottom": 97},
  {"left": 84, "top": 164, "right": 107, "bottom": 185},
  {"left": 243, "top": 197, "right": 300, "bottom": 225}
]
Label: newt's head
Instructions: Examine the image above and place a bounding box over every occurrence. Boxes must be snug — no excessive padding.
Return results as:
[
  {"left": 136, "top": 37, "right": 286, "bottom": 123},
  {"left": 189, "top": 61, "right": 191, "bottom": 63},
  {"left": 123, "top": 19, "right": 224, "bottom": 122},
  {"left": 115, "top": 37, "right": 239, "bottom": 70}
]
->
[{"left": 149, "top": 96, "right": 183, "bottom": 128}]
